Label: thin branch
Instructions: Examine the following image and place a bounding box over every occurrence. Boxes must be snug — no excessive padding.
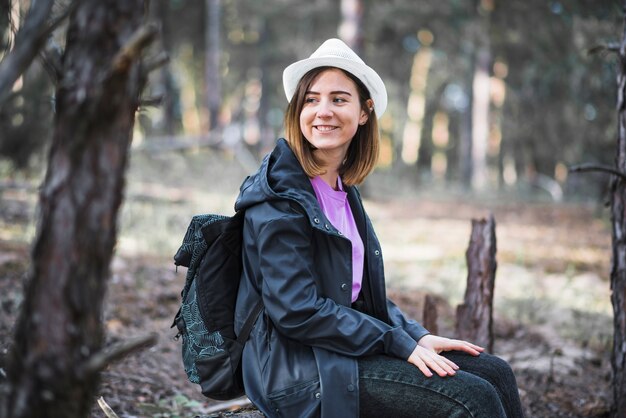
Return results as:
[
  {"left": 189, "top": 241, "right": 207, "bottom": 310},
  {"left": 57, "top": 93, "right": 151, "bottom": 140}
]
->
[
  {"left": 569, "top": 163, "right": 626, "bottom": 181},
  {"left": 47, "top": 0, "right": 80, "bottom": 34},
  {"left": 40, "top": 38, "right": 63, "bottom": 84},
  {"left": 37, "top": 1, "right": 81, "bottom": 84},
  {"left": 0, "top": 0, "right": 55, "bottom": 104},
  {"left": 111, "top": 22, "right": 159, "bottom": 74},
  {"left": 588, "top": 42, "right": 621, "bottom": 56},
  {"left": 80, "top": 332, "right": 158, "bottom": 377},
  {"left": 139, "top": 95, "right": 163, "bottom": 108},
  {"left": 142, "top": 50, "right": 169, "bottom": 75}
]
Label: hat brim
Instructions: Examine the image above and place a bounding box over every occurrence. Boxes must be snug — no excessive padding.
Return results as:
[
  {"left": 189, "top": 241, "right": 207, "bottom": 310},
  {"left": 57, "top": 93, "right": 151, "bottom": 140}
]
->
[{"left": 282, "top": 56, "right": 388, "bottom": 117}]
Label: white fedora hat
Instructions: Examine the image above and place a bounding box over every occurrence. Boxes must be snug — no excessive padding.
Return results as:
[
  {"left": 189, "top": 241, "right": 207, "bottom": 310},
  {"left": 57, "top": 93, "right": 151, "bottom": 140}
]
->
[{"left": 282, "top": 38, "right": 388, "bottom": 116}]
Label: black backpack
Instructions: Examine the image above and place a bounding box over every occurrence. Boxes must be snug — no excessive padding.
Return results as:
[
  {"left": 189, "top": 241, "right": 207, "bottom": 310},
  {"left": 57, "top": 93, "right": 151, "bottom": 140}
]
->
[{"left": 172, "top": 210, "right": 263, "bottom": 400}]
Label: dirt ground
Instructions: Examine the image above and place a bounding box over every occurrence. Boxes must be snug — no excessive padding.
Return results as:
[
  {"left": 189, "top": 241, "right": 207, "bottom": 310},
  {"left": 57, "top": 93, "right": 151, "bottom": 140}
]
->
[{"left": 0, "top": 170, "right": 616, "bottom": 418}]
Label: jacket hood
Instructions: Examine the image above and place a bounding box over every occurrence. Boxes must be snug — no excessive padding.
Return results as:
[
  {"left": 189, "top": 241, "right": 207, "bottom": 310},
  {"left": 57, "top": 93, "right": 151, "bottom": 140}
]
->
[{"left": 234, "top": 138, "right": 321, "bottom": 219}]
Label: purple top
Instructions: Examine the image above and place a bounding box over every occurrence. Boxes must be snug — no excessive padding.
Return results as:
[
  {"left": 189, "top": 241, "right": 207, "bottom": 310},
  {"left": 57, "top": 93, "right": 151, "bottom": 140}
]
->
[{"left": 310, "top": 175, "right": 364, "bottom": 303}]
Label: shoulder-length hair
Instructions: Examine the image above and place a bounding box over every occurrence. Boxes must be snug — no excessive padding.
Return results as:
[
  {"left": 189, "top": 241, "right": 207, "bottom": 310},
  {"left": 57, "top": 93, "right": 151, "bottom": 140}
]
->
[{"left": 283, "top": 66, "right": 380, "bottom": 186}]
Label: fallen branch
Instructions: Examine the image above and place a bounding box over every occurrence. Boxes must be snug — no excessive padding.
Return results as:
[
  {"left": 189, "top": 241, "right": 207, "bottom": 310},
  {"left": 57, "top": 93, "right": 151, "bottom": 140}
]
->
[
  {"left": 134, "top": 134, "right": 223, "bottom": 152},
  {"left": 80, "top": 333, "right": 158, "bottom": 377},
  {"left": 204, "top": 397, "right": 254, "bottom": 415},
  {"left": 569, "top": 163, "right": 626, "bottom": 181},
  {"left": 97, "top": 397, "right": 120, "bottom": 418}
]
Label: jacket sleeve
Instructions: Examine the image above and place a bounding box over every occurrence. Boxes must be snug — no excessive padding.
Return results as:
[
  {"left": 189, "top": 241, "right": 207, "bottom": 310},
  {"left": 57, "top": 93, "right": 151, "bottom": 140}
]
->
[
  {"left": 254, "top": 204, "right": 417, "bottom": 361},
  {"left": 386, "top": 298, "right": 430, "bottom": 343}
]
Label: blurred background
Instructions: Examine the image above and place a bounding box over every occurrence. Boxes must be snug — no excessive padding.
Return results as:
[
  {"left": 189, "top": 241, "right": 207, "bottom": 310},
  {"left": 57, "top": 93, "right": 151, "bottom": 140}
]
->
[
  {"left": 0, "top": 0, "right": 622, "bottom": 416},
  {"left": 1, "top": 0, "right": 621, "bottom": 197}
]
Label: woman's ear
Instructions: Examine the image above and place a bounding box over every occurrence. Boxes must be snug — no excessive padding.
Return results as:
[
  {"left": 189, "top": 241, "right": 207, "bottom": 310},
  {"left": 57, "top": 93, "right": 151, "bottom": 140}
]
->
[
  {"left": 359, "top": 111, "right": 368, "bottom": 126},
  {"left": 359, "top": 99, "right": 374, "bottom": 125}
]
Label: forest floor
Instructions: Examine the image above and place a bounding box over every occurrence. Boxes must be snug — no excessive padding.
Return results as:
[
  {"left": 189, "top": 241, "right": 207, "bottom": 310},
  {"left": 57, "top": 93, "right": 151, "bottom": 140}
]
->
[{"left": 0, "top": 149, "right": 616, "bottom": 417}]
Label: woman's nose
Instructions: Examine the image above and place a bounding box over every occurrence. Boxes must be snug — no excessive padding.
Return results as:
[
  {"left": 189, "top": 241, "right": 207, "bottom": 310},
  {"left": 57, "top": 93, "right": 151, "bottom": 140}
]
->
[{"left": 316, "top": 101, "right": 333, "bottom": 118}]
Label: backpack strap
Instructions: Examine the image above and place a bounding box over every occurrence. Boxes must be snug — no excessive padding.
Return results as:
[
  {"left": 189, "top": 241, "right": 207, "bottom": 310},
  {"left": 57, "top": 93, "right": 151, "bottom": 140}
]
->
[{"left": 236, "top": 299, "right": 264, "bottom": 344}]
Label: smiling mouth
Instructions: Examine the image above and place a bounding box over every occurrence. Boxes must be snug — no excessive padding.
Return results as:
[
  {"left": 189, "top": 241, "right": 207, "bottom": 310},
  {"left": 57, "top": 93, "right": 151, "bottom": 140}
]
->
[{"left": 314, "top": 126, "right": 337, "bottom": 132}]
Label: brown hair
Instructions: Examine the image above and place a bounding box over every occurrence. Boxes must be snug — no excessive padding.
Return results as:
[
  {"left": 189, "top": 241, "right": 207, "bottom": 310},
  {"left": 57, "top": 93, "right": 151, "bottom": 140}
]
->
[{"left": 284, "top": 66, "right": 380, "bottom": 186}]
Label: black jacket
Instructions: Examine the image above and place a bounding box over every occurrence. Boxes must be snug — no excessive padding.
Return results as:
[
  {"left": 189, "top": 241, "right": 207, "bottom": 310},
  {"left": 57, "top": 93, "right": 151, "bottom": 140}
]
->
[{"left": 234, "top": 139, "right": 429, "bottom": 418}]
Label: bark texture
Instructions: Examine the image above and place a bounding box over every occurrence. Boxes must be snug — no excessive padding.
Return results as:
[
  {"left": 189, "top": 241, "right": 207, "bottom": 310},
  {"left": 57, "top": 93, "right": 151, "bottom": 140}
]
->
[
  {"left": 610, "top": 5, "right": 626, "bottom": 416},
  {"left": 455, "top": 214, "right": 496, "bottom": 352},
  {"left": 2, "top": 1, "right": 150, "bottom": 417}
]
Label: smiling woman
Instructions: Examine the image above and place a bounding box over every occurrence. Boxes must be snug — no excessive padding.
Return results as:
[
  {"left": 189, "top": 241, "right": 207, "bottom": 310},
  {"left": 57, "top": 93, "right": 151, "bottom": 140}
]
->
[
  {"left": 232, "top": 38, "right": 525, "bottom": 418},
  {"left": 284, "top": 64, "right": 380, "bottom": 187},
  {"left": 297, "top": 68, "right": 371, "bottom": 187}
]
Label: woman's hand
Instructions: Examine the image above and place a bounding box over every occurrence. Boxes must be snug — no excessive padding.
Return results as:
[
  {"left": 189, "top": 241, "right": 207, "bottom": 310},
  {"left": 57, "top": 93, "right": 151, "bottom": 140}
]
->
[
  {"left": 407, "top": 335, "right": 484, "bottom": 377},
  {"left": 419, "top": 334, "right": 484, "bottom": 356}
]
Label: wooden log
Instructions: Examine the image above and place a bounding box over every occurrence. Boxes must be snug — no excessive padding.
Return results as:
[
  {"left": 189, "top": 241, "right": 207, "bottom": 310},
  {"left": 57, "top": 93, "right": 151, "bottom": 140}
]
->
[
  {"left": 455, "top": 214, "right": 497, "bottom": 352},
  {"left": 422, "top": 294, "right": 439, "bottom": 335}
]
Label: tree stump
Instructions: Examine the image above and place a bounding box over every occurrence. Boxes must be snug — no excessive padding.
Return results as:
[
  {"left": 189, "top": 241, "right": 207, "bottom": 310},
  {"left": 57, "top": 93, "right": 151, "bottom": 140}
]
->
[
  {"left": 455, "top": 214, "right": 496, "bottom": 352},
  {"left": 422, "top": 294, "right": 439, "bottom": 335}
]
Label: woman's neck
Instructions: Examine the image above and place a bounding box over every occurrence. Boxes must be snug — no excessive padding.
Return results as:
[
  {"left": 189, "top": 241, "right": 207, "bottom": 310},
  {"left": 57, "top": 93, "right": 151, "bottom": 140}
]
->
[
  {"left": 318, "top": 170, "right": 340, "bottom": 190},
  {"left": 313, "top": 150, "right": 343, "bottom": 190}
]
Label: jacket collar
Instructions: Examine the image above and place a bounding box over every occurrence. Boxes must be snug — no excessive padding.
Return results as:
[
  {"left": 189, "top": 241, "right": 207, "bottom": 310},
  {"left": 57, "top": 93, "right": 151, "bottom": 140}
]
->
[{"left": 236, "top": 138, "right": 357, "bottom": 232}]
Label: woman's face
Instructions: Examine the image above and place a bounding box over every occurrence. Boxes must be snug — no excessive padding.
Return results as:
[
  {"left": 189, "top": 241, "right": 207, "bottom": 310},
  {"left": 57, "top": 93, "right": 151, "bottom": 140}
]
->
[{"left": 299, "top": 68, "right": 369, "bottom": 162}]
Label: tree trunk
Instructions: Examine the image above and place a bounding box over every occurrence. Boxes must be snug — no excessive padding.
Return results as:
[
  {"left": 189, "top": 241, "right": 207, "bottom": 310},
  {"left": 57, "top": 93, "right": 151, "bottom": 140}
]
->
[
  {"left": 2, "top": 1, "right": 151, "bottom": 418},
  {"left": 458, "top": 51, "right": 474, "bottom": 188},
  {"left": 154, "top": 0, "right": 182, "bottom": 136},
  {"left": 455, "top": 214, "right": 496, "bottom": 352},
  {"left": 609, "top": 5, "right": 626, "bottom": 416},
  {"left": 339, "top": 0, "right": 363, "bottom": 55},
  {"left": 422, "top": 294, "right": 439, "bottom": 335},
  {"left": 416, "top": 95, "right": 435, "bottom": 178},
  {"left": 470, "top": 2, "right": 492, "bottom": 191},
  {"left": 446, "top": 110, "right": 460, "bottom": 181},
  {"left": 401, "top": 44, "right": 432, "bottom": 167},
  {"left": 0, "top": 0, "right": 10, "bottom": 46},
  {"left": 205, "top": 0, "right": 221, "bottom": 131}
]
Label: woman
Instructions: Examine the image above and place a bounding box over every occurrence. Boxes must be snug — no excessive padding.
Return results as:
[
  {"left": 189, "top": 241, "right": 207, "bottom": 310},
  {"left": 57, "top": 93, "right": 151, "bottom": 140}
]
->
[{"left": 234, "top": 38, "right": 524, "bottom": 418}]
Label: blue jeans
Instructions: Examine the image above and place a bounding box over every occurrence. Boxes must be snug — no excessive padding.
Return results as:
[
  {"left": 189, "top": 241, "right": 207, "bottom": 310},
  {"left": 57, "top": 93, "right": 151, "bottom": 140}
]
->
[{"left": 358, "top": 351, "right": 524, "bottom": 418}]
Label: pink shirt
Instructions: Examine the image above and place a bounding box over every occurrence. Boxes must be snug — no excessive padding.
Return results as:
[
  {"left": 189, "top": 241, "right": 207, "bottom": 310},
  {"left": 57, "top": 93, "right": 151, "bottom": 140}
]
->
[{"left": 310, "top": 176, "right": 364, "bottom": 303}]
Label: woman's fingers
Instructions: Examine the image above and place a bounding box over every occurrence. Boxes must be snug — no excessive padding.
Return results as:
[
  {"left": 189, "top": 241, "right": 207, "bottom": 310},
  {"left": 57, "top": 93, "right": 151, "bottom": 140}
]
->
[
  {"left": 408, "top": 346, "right": 457, "bottom": 377},
  {"left": 419, "top": 334, "right": 485, "bottom": 356},
  {"left": 426, "top": 354, "right": 456, "bottom": 377},
  {"left": 408, "top": 335, "right": 487, "bottom": 378},
  {"left": 412, "top": 356, "right": 433, "bottom": 378},
  {"left": 450, "top": 339, "right": 484, "bottom": 356},
  {"left": 434, "top": 337, "right": 485, "bottom": 356},
  {"left": 441, "top": 355, "right": 460, "bottom": 371}
]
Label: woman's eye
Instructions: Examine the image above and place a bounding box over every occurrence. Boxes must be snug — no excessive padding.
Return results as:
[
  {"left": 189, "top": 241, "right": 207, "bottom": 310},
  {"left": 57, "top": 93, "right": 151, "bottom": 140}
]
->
[
  {"left": 304, "top": 97, "right": 316, "bottom": 103},
  {"left": 334, "top": 97, "right": 346, "bottom": 103}
]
